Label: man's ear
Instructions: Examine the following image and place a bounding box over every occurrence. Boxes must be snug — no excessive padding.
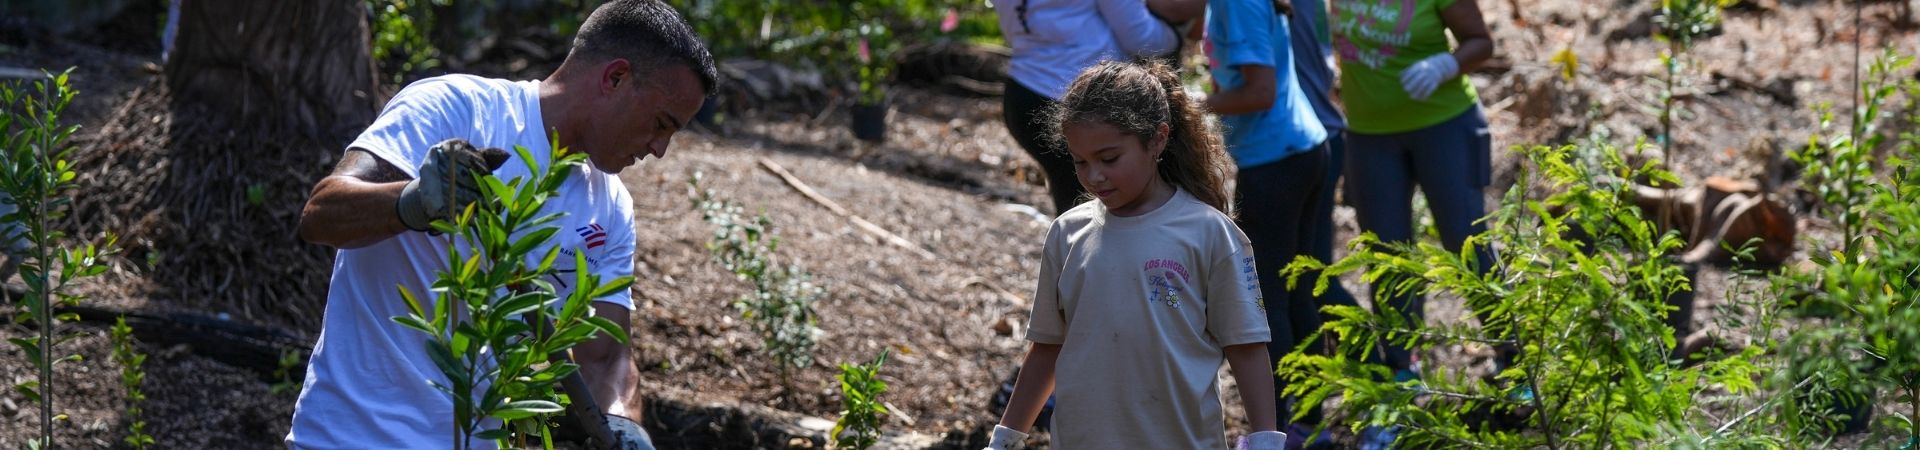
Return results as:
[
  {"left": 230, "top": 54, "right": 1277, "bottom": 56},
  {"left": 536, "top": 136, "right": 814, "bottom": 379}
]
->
[{"left": 600, "top": 58, "right": 633, "bottom": 93}]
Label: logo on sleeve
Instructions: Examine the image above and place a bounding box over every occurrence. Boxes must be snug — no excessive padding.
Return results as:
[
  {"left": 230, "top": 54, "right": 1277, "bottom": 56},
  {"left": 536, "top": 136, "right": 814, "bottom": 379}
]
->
[
  {"left": 551, "top": 222, "right": 609, "bottom": 290},
  {"left": 1144, "top": 259, "right": 1192, "bottom": 308},
  {"left": 575, "top": 223, "right": 607, "bottom": 250}
]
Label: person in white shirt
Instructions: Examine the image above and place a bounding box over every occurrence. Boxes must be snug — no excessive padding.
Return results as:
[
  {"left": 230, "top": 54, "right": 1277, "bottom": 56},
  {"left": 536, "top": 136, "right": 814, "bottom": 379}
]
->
[
  {"left": 286, "top": 1, "right": 715, "bottom": 448},
  {"left": 997, "top": 0, "right": 1194, "bottom": 214}
]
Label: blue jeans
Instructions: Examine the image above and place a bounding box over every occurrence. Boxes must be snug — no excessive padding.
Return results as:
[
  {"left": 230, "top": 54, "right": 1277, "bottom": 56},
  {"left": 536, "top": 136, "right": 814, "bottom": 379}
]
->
[{"left": 1344, "top": 106, "right": 1498, "bottom": 371}]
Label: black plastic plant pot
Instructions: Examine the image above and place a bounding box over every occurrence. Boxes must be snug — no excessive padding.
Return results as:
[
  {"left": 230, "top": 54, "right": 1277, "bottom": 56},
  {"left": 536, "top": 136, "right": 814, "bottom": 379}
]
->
[{"left": 851, "top": 100, "right": 888, "bottom": 143}]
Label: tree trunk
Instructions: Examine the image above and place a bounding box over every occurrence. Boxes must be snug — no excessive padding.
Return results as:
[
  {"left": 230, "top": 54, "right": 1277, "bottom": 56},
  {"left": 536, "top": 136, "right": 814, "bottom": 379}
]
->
[{"left": 165, "top": 0, "right": 378, "bottom": 140}]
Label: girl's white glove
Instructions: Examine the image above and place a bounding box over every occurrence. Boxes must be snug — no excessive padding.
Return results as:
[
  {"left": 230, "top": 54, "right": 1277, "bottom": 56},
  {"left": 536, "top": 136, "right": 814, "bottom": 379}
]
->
[
  {"left": 982, "top": 425, "right": 1029, "bottom": 450},
  {"left": 1399, "top": 53, "right": 1460, "bottom": 101},
  {"left": 1236, "top": 430, "right": 1287, "bottom": 450}
]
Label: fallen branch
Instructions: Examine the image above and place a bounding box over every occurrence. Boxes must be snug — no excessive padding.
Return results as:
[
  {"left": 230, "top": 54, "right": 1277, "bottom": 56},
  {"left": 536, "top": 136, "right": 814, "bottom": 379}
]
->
[
  {"left": 960, "top": 276, "right": 1026, "bottom": 306},
  {"left": 758, "top": 157, "right": 936, "bottom": 260}
]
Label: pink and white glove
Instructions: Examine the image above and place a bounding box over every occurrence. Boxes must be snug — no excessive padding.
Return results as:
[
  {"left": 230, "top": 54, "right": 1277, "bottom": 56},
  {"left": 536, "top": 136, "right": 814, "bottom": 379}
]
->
[
  {"left": 1399, "top": 53, "right": 1460, "bottom": 101},
  {"left": 1236, "top": 430, "right": 1287, "bottom": 450},
  {"left": 981, "top": 425, "right": 1028, "bottom": 450}
]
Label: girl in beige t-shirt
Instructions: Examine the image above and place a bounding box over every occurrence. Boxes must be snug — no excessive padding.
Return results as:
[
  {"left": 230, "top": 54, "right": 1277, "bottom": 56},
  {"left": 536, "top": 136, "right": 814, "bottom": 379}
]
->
[{"left": 984, "top": 60, "right": 1286, "bottom": 450}]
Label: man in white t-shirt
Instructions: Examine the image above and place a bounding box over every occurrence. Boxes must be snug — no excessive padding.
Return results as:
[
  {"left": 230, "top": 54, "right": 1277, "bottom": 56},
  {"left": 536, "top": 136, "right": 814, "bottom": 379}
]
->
[{"left": 287, "top": 1, "right": 715, "bottom": 448}]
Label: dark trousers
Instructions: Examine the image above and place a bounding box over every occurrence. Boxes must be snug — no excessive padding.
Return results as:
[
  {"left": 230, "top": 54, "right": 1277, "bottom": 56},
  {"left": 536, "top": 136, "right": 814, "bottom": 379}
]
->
[
  {"left": 1296, "top": 133, "right": 1361, "bottom": 427},
  {"left": 1003, "top": 80, "right": 1085, "bottom": 214},
  {"left": 1237, "top": 142, "right": 1330, "bottom": 424},
  {"left": 1344, "top": 106, "right": 1500, "bottom": 372}
]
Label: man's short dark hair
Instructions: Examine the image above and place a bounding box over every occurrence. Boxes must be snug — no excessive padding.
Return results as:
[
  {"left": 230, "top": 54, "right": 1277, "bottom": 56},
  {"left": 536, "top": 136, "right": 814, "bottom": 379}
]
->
[{"left": 573, "top": 0, "right": 719, "bottom": 96}]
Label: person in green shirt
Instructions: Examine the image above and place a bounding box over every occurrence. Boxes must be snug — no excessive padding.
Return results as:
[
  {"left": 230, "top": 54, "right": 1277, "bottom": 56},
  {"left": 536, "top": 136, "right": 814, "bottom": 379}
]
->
[{"left": 1329, "top": 1, "right": 1500, "bottom": 447}]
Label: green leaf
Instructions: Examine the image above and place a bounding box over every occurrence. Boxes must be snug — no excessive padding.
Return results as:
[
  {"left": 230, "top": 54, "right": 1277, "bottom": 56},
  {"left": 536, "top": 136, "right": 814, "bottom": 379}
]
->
[
  {"left": 392, "top": 315, "right": 437, "bottom": 335},
  {"left": 491, "top": 400, "right": 564, "bottom": 420},
  {"left": 398, "top": 285, "right": 427, "bottom": 320},
  {"left": 425, "top": 340, "right": 468, "bottom": 381},
  {"left": 10, "top": 336, "right": 42, "bottom": 364},
  {"left": 545, "top": 323, "right": 599, "bottom": 348},
  {"left": 15, "top": 380, "right": 41, "bottom": 402},
  {"left": 529, "top": 362, "right": 579, "bottom": 382},
  {"left": 507, "top": 227, "right": 559, "bottom": 258},
  {"left": 582, "top": 316, "right": 628, "bottom": 344},
  {"left": 494, "top": 292, "right": 548, "bottom": 320},
  {"left": 473, "top": 428, "right": 515, "bottom": 440},
  {"left": 588, "top": 276, "right": 635, "bottom": 300}
]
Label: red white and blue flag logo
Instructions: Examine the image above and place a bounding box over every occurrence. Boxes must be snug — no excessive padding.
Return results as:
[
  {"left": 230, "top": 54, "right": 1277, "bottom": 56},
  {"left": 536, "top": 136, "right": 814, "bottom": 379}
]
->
[{"left": 576, "top": 223, "right": 608, "bottom": 250}]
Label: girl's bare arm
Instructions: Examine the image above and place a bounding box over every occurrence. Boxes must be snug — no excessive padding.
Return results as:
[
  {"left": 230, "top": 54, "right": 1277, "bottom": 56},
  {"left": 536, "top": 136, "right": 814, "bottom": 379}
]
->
[
  {"left": 998, "top": 343, "right": 1063, "bottom": 432},
  {"left": 1225, "top": 342, "right": 1280, "bottom": 432}
]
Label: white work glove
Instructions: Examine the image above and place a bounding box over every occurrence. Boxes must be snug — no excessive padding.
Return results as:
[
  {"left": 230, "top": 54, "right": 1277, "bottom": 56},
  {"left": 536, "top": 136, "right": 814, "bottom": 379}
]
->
[
  {"left": 1399, "top": 53, "right": 1460, "bottom": 101},
  {"left": 1236, "top": 430, "right": 1287, "bottom": 450},
  {"left": 395, "top": 138, "right": 509, "bottom": 231},
  {"left": 981, "top": 424, "right": 1029, "bottom": 450}
]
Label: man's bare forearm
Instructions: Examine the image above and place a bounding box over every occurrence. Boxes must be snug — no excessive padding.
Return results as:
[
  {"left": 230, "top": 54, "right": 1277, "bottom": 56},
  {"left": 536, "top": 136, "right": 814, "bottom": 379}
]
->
[
  {"left": 299, "top": 176, "right": 409, "bottom": 248},
  {"left": 298, "top": 149, "right": 413, "bottom": 249},
  {"left": 576, "top": 302, "right": 638, "bottom": 416}
]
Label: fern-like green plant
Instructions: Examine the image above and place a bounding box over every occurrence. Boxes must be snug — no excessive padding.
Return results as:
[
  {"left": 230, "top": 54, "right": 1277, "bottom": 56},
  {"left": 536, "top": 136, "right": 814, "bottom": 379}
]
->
[
  {"left": 1282, "top": 143, "right": 1772, "bottom": 448},
  {"left": 0, "top": 69, "right": 118, "bottom": 450},
  {"left": 391, "top": 144, "right": 632, "bottom": 450}
]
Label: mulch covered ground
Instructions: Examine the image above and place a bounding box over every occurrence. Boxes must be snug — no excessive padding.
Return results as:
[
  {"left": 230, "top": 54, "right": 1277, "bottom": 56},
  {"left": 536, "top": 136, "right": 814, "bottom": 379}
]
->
[{"left": 2, "top": 0, "right": 1918, "bottom": 448}]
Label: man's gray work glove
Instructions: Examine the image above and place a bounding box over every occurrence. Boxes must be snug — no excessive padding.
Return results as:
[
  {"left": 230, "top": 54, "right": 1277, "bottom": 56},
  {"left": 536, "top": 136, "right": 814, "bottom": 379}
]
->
[{"left": 396, "top": 138, "right": 511, "bottom": 232}]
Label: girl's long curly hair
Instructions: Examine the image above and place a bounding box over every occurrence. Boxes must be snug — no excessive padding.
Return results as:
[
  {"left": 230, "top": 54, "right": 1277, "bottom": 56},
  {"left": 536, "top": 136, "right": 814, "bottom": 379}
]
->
[{"left": 1045, "top": 60, "right": 1233, "bottom": 215}]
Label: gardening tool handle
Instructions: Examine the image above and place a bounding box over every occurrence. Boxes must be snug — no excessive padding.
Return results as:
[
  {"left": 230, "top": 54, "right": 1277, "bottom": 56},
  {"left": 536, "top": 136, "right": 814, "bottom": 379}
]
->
[{"left": 528, "top": 316, "right": 621, "bottom": 449}]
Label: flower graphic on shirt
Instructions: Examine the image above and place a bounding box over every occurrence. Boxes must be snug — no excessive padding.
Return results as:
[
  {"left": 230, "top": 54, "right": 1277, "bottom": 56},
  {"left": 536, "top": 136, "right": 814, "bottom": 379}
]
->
[
  {"left": 1332, "top": 0, "right": 1417, "bottom": 70},
  {"left": 1144, "top": 259, "right": 1192, "bottom": 308}
]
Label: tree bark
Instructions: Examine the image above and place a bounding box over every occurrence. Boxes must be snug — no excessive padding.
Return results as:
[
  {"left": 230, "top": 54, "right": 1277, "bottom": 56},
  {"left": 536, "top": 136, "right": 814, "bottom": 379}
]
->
[{"left": 165, "top": 0, "right": 378, "bottom": 140}]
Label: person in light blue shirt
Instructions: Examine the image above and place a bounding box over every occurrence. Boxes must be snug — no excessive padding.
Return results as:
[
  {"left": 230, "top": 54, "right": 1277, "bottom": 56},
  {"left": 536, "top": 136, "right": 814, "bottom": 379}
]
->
[{"left": 1201, "top": 0, "right": 1329, "bottom": 430}]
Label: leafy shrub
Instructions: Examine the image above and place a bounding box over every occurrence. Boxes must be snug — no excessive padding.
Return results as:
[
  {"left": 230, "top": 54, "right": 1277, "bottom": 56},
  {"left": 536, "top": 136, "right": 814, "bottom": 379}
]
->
[
  {"left": 367, "top": 0, "right": 443, "bottom": 82},
  {"left": 391, "top": 144, "right": 632, "bottom": 449},
  {"left": 1774, "top": 48, "right": 1920, "bottom": 444},
  {"left": 0, "top": 69, "right": 118, "bottom": 450},
  {"left": 110, "top": 317, "right": 153, "bottom": 450},
  {"left": 1282, "top": 143, "right": 1771, "bottom": 447},
  {"left": 687, "top": 173, "right": 821, "bottom": 391},
  {"left": 832, "top": 350, "right": 891, "bottom": 450}
]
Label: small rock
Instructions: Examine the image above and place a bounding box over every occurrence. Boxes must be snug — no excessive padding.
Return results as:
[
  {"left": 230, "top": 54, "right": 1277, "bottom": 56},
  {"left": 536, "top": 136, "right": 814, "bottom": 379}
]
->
[
  {"left": 992, "top": 317, "right": 1018, "bottom": 336},
  {"left": 787, "top": 437, "right": 815, "bottom": 449},
  {"left": 798, "top": 416, "right": 836, "bottom": 432}
]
